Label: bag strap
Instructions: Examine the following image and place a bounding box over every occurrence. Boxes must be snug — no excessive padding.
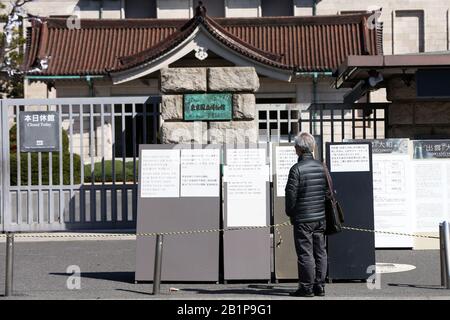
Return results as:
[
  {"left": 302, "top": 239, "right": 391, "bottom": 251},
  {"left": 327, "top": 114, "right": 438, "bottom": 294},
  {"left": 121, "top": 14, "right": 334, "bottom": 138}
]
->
[{"left": 322, "top": 163, "right": 335, "bottom": 195}]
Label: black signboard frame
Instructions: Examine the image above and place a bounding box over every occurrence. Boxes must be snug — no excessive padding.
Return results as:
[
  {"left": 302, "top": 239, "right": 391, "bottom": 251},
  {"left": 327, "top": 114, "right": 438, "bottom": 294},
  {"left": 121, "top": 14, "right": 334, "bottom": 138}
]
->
[
  {"left": 19, "top": 111, "right": 60, "bottom": 153},
  {"left": 326, "top": 142, "right": 376, "bottom": 281}
]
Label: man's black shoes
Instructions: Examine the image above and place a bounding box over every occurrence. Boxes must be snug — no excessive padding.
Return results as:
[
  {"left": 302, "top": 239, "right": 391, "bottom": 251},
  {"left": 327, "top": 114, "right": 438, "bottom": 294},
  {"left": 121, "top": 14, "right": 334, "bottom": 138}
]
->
[
  {"left": 314, "top": 286, "right": 325, "bottom": 297},
  {"left": 289, "top": 289, "right": 314, "bottom": 297}
]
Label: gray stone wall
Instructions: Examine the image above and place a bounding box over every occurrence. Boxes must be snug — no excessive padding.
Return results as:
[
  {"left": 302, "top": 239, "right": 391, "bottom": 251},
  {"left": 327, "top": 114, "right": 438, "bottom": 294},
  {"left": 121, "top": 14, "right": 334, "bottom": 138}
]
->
[{"left": 160, "top": 67, "right": 259, "bottom": 145}]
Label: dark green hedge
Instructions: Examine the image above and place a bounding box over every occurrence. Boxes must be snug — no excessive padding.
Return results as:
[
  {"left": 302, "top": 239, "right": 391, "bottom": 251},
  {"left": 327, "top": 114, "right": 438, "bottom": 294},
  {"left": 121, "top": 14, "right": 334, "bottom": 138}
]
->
[
  {"left": 9, "top": 124, "right": 81, "bottom": 185},
  {"left": 84, "top": 160, "right": 138, "bottom": 183}
]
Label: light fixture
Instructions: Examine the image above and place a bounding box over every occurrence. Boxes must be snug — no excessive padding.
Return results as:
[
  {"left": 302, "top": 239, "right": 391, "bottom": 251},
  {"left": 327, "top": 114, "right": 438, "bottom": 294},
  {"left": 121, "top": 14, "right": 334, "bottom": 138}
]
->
[{"left": 367, "top": 70, "right": 383, "bottom": 87}]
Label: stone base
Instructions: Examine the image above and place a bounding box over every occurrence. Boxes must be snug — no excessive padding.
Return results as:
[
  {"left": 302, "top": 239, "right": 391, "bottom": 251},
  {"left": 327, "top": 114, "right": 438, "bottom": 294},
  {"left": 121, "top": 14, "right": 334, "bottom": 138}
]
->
[
  {"left": 160, "top": 121, "right": 207, "bottom": 144},
  {"left": 208, "top": 120, "right": 258, "bottom": 145}
]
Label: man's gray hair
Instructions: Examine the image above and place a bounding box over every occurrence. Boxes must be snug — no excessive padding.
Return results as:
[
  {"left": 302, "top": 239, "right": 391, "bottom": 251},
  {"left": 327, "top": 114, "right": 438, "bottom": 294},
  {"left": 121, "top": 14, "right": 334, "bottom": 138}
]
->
[{"left": 294, "top": 132, "right": 316, "bottom": 153}]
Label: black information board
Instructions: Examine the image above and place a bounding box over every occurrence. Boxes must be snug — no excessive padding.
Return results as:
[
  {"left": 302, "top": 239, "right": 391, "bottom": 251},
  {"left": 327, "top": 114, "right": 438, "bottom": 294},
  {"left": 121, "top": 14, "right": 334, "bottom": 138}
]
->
[
  {"left": 326, "top": 142, "right": 375, "bottom": 281},
  {"left": 19, "top": 111, "right": 60, "bottom": 152}
]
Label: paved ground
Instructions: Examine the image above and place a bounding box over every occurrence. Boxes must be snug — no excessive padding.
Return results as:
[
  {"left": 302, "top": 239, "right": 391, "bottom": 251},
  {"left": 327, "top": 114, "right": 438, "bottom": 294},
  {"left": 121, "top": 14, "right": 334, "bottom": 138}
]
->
[{"left": 0, "top": 239, "right": 449, "bottom": 300}]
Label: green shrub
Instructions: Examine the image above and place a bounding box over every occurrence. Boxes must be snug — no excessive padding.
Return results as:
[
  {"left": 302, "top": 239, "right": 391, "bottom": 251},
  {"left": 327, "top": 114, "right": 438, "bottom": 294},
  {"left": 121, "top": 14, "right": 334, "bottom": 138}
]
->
[
  {"left": 84, "top": 160, "right": 138, "bottom": 183},
  {"left": 9, "top": 124, "right": 81, "bottom": 186}
]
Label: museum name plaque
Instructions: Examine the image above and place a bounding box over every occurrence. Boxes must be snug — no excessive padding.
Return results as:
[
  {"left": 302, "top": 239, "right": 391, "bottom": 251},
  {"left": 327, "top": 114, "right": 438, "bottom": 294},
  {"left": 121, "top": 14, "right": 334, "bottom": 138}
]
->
[{"left": 184, "top": 93, "right": 232, "bottom": 121}]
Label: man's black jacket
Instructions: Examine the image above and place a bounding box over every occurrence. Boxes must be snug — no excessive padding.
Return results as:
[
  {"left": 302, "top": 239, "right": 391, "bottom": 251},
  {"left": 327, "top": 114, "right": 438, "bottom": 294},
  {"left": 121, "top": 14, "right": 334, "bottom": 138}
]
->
[{"left": 285, "top": 152, "right": 328, "bottom": 223}]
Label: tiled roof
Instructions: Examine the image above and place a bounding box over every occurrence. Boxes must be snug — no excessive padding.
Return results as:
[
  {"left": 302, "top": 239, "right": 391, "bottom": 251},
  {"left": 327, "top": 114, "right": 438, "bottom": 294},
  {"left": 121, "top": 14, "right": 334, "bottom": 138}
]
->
[{"left": 24, "top": 12, "right": 382, "bottom": 77}]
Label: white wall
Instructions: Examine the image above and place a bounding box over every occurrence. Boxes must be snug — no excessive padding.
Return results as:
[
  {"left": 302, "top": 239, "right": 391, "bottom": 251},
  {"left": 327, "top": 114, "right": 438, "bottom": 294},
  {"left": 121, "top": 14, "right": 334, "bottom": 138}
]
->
[
  {"left": 156, "top": 0, "right": 193, "bottom": 19},
  {"left": 225, "top": 0, "right": 261, "bottom": 17},
  {"left": 308, "top": 0, "right": 450, "bottom": 54}
]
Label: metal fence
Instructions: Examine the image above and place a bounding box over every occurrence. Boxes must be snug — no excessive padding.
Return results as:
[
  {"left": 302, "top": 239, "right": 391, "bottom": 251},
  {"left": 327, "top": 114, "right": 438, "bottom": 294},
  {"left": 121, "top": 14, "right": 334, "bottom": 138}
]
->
[
  {"left": 1, "top": 96, "right": 160, "bottom": 232},
  {"left": 256, "top": 103, "right": 389, "bottom": 159}
]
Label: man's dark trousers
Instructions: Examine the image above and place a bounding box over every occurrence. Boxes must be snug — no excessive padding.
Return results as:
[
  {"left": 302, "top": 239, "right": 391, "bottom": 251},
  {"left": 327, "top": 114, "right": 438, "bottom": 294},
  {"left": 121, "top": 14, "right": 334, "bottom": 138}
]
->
[{"left": 293, "top": 219, "right": 327, "bottom": 292}]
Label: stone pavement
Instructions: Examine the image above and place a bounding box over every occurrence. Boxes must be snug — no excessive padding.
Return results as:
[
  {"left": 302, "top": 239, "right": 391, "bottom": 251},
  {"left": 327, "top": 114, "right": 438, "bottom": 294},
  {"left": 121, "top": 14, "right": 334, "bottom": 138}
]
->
[{"left": 0, "top": 239, "right": 449, "bottom": 300}]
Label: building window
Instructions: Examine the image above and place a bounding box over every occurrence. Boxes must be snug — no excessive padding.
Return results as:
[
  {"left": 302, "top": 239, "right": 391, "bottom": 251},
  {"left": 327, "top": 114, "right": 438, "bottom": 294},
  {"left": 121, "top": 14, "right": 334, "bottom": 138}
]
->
[
  {"left": 203, "top": 0, "right": 225, "bottom": 17},
  {"left": 225, "top": 0, "right": 261, "bottom": 18},
  {"left": 394, "top": 10, "right": 425, "bottom": 54},
  {"left": 261, "top": 0, "right": 293, "bottom": 17},
  {"left": 125, "top": 0, "right": 157, "bottom": 18},
  {"left": 157, "top": 0, "right": 192, "bottom": 19}
]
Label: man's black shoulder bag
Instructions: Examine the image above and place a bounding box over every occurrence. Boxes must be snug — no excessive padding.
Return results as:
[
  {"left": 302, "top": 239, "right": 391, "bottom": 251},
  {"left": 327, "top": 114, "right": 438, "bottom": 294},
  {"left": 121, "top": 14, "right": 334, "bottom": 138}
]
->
[{"left": 322, "top": 164, "right": 345, "bottom": 235}]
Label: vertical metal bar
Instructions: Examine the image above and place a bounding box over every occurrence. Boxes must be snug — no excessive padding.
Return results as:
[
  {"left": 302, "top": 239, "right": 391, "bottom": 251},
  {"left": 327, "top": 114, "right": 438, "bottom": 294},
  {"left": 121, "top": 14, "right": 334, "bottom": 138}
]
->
[
  {"left": 121, "top": 104, "right": 126, "bottom": 221},
  {"left": 132, "top": 104, "right": 137, "bottom": 183},
  {"left": 362, "top": 107, "right": 367, "bottom": 140},
  {"left": 276, "top": 109, "right": 281, "bottom": 142},
  {"left": 330, "top": 106, "right": 335, "bottom": 143},
  {"left": 287, "top": 107, "right": 292, "bottom": 142},
  {"left": 309, "top": 105, "right": 314, "bottom": 136},
  {"left": 79, "top": 105, "right": 85, "bottom": 224},
  {"left": 443, "top": 221, "right": 450, "bottom": 289},
  {"left": 15, "top": 105, "right": 21, "bottom": 225},
  {"left": 80, "top": 105, "right": 85, "bottom": 184},
  {"left": 298, "top": 108, "right": 303, "bottom": 133},
  {"left": 132, "top": 103, "right": 137, "bottom": 222},
  {"left": 373, "top": 107, "right": 378, "bottom": 139},
  {"left": 90, "top": 104, "right": 95, "bottom": 223},
  {"left": 352, "top": 108, "right": 356, "bottom": 139},
  {"left": 101, "top": 104, "right": 106, "bottom": 223},
  {"left": 319, "top": 104, "right": 324, "bottom": 160},
  {"left": 4, "top": 232, "right": 14, "bottom": 297},
  {"left": 48, "top": 105, "right": 53, "bottom": 225},
  {"left": 152, "top": 100, "right": 158, "bottom": 144},
  {"left": 27, "top": 152, "right": 31, "bottom": 224},
  {"left": 143, "top": 103, "right": 147, "bottom": 144},
  {"left": 341, "top": 107, "right": 345, "bottom": 141},
  {"left": 384, "top": 105, "right": 389, "bottom": 139},
  {"left": 111, "top": 105, "right": 117, "bottom": 223},
  {"left": 122, "top": 104, "right": 126, "bottom": 182},
  {"left": 266, "top": 110, "right": 270, "bottom": 143},
  {"left": 1, "top": 102, "right": 12, "bottom": 232},
  {"left": 38, "top": 151, "right": 43, "bottom": 224},
  {"left": 440, "top": 222, "right": 447, "bottom": 288},
  {"left": 58, "top": 106, "right": 64, "bottom": 224},
  {"left": 69, "top": 104, "right": 75, "bottom": 223},
  {"left": 153, "top": 234, "right": 164, "bottom": 295}
]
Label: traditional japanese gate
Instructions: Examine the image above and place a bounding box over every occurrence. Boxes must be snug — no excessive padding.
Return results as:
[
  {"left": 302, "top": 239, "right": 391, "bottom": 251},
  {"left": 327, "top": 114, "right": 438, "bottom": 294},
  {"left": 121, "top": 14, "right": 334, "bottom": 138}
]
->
[{"left": 0, "top": 96, "right": 160, "bottom": 232}]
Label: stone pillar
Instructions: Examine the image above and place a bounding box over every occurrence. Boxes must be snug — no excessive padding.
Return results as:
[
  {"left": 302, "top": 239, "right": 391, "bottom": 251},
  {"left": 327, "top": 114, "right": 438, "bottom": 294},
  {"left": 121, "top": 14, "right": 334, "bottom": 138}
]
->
[{"left": 159, "top": 67, "right": 260, "bottom": 145}]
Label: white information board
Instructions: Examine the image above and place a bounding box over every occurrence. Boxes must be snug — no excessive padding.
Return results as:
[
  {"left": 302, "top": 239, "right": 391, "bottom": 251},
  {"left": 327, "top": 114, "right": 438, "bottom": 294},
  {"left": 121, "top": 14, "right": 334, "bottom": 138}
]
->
[
  {"left": 180, "top": 148, "right": 221, "bottom": 197},
  {"left": 275, "top": 146, "right": 299, "bottom": 197},
  {"left": 224, "top": 148, "right": 269, "bottom": 227},
  {"left": 140, "top": 149, "right": 180, "bottom": 198},
  {"left": 371, "top": 139, "right": 414, "bottom": 247},
  {"left": 330, "top": 144, "right": 370, "bottom": 173},
  {"left": 412, "top": 140, "right": 450, "bottom": 233}
]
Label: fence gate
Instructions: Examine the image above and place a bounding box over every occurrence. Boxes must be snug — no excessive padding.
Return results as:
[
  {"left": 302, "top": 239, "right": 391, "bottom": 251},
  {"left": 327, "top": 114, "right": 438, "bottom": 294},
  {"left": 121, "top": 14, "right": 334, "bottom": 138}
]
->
[
  {"left": 256, "top": 103, "right": 389, "bottom": 160},
  {"left": 0, "top": 96, "right": 160, "bottom": 232}
]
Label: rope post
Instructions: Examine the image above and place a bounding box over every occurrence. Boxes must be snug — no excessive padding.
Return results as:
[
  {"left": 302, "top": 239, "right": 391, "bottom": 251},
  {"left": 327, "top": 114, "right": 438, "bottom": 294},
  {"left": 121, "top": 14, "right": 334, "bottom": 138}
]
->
[
  {"left": 4, "top": 232, "right": 15, "bottom": 297},
  {"left": 441, "top": 221, "right": 450, "bottom": 289},
  {"left": 152, "top": 234, "right": 164, "bottom": 295}
]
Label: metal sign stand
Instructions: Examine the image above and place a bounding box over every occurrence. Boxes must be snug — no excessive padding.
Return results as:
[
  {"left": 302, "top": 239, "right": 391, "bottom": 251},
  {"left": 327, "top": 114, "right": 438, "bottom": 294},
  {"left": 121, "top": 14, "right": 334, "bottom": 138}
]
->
[
  {"left": 4, "top": 232, "right": 14, "bottom": 297},
  {"left": 440, "top": 221, "right": 450, "bottom": 289}
]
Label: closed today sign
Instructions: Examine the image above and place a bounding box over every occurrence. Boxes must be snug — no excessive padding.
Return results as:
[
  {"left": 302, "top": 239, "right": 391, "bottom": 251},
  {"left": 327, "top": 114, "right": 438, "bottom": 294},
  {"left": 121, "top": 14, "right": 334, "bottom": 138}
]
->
[{"left": 19, "top": 111, "right": 60, "bottom": 152}]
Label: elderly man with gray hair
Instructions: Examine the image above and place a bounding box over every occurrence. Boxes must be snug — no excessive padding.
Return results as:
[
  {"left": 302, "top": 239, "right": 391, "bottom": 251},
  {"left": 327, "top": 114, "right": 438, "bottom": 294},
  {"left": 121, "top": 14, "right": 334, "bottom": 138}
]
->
[{"left": 285, "top": 132, "right": 329, "bottom": 297}]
